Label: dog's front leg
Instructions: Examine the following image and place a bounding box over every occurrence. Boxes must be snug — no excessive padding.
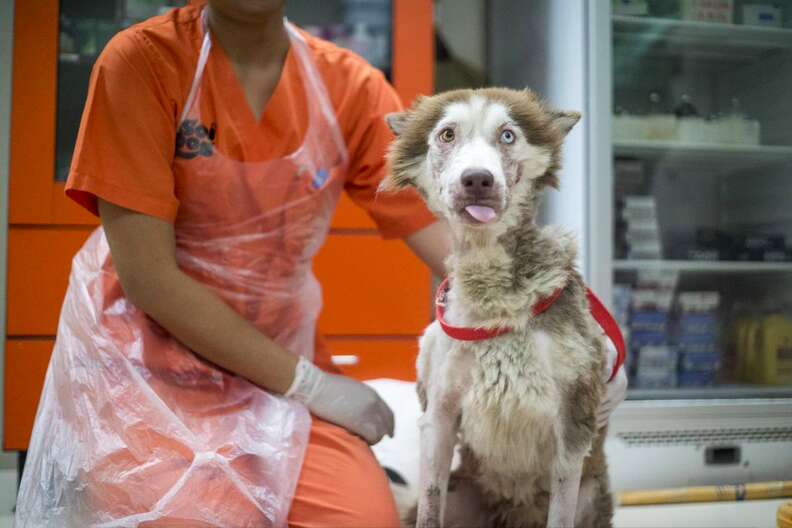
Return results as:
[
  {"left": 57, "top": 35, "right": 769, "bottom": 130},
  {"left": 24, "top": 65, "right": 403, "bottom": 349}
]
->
[
  {"left": 416, "top": 342, "right": 470, "bottom": 528},
  {"left": 547, "top": 458, "right": 584, "bottom": 528},
  {"left": 417, "top": 404, "right": 458, "bottom": 528}
]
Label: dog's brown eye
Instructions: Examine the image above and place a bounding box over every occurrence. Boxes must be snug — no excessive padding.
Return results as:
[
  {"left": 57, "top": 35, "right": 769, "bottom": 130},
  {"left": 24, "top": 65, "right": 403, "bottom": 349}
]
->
[
  {"left": 439, "top": 128, "right": 455, "bottom": 143},
  {"left": 500, "top": 129, "right": 516, "bottom": 144}
]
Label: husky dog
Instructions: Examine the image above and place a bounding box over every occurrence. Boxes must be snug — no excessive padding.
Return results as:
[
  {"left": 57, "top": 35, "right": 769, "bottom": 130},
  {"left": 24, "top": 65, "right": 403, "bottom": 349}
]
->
[{"left": 382, "top": 88, "right": 615, "bottom": 528}]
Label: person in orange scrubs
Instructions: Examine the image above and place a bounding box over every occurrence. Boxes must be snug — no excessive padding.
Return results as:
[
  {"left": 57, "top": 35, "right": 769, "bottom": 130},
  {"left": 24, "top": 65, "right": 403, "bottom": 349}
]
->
[{"left": 14, "top": 1, "right": 450, "bottom": 527}]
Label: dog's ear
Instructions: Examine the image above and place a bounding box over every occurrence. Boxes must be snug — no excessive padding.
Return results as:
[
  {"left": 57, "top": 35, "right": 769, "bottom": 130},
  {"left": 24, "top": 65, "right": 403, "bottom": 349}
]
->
[
  {"left": 378, "top": 160, "right": 416, "bottom": 192},
  {"left": 378, "top": 172, "right": 410, "bottom": 193},
  {"left": 379, "top": 149, "right": 419, "bottom": 193},
  {"left": 551, "top": 111, "right": 581, "bottom": 137},
  {"left": 385, "top": 112, "right": 410, "bottom": 136}
]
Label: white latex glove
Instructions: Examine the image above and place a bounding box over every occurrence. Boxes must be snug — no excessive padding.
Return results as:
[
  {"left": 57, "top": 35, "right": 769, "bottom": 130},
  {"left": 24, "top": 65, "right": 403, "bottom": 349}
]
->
[
  {"left": 285, "top": 356, "right": 395, "bottom": 444},
  {"left": 598, "top": 337, "right": 628, "bottom": 429}
]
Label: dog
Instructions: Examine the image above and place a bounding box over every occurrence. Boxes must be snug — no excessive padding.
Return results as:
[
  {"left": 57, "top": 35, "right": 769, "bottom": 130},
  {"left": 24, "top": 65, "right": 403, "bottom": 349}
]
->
[{"left": 382, "top": 88, "right": 618, "bottom": 528}]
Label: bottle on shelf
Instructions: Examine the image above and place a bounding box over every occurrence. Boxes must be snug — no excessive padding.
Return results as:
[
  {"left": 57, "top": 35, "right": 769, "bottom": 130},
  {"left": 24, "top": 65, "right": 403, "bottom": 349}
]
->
[
  {"left": 733, "top": 302, "right": 792, "bottom": 386},
  {"left": 674, "top": 94, "right": 699, "bottom": 118},
  {"left": 675, "top": 93, "right": 707, "bottom": 144},
  {"left": 647, "top": 91, "right": 662, "bottom": 114}
]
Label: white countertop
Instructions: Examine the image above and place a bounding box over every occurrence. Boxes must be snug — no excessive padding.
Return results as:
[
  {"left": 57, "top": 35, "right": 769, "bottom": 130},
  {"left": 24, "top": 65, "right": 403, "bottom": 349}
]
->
[
  {"left": 0, "top": 498, "right": 785, "bottom": 527},
  {"left": 615, "top": 498, "right": 787, "bottom": 528}
]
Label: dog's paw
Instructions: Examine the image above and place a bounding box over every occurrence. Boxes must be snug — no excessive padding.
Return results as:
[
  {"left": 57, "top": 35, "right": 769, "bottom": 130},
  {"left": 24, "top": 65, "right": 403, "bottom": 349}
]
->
[{"left": 417, "top": 492, "right": 443, "bottom": 528}]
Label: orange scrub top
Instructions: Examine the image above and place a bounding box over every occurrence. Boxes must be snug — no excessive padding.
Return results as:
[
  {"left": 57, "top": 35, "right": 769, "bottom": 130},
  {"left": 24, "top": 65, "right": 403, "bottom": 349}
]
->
[{"left": 65, "top": 4, "right": 435, "bottom": 374}]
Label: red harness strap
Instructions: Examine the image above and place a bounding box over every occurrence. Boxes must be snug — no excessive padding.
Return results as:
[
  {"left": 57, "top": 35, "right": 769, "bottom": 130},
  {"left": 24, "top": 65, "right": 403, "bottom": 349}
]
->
[
  {"left": 585, "top": 288, "right": 626, "bottom": 382},
  {"left": 434, "top": 279, "right": 626, "bottom": 382},
  {"left": 434, "top": 278, "right": 513, "bottom": 342}
]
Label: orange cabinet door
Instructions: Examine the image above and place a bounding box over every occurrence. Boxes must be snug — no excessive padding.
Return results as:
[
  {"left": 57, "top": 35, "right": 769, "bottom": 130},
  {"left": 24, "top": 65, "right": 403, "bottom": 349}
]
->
[
  {"left": 4, "top": 340, "right": 54, "bottom": 450},
  {"left": 6, "top": 227, "right": 94, "bottom": 336},
  {"left": 9, "top": 0, "right": 96, "bottom": 225},
  {"left": 316, "top": 234, "right": 432, "bottom": 336}
]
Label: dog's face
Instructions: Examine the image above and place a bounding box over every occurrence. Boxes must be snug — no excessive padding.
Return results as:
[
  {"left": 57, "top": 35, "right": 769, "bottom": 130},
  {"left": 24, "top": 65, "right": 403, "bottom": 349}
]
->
[{"left": 383, "top": 88, "right": 579, "bottom": 229}]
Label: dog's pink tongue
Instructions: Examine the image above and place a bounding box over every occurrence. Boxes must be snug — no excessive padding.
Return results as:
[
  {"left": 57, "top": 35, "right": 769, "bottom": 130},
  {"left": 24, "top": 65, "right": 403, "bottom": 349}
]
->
[{"left": 465, "top": 205, "right": 497, "bottom": 223}]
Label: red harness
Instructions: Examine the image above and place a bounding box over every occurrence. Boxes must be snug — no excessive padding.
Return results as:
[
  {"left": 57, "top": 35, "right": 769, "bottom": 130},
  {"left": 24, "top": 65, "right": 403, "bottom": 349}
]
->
[{"left": 434, "top": 278, "right": 626, "bottom": 382}]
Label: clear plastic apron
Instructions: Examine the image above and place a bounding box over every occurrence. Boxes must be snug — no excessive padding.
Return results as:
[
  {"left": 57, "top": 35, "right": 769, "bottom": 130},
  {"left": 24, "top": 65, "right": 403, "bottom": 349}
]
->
[{"left": 16, "top": 17, "right": 347, "bottom": 528}]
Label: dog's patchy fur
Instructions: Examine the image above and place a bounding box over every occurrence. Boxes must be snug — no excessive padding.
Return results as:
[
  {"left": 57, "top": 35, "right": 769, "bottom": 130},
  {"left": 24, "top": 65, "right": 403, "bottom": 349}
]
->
[{"left": 384, "top": 88, "right": 613, "bottom": 527}]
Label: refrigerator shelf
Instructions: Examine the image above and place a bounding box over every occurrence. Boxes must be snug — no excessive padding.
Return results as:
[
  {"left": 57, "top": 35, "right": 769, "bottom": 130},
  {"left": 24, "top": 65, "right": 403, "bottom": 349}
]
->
[
  {"left": 614, "top": 260, "right": 792, "bottom": 273},
  {"left": 614, "top": 140, "right": 792, "bottom": 170},
  {"left": 613, "top": 15, "right": 792, "bottom": 62}
]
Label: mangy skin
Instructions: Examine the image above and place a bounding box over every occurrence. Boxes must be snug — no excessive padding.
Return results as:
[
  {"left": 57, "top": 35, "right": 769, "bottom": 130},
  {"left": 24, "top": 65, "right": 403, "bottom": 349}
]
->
[{"left": 383, "top": 88, "right": 614, "bottom": 528}]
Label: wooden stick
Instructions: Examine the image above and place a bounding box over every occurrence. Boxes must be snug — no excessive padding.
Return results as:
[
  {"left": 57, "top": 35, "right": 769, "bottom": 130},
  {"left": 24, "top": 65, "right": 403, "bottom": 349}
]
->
[{"left": 618, "top": 481, "right": 792, "bottom": 506}]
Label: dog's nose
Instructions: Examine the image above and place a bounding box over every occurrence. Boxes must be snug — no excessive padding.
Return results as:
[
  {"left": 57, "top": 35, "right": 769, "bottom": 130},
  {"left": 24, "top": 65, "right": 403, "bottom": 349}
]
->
[{"left": 461, "top": 168, "right": 494, "bottom": 193}]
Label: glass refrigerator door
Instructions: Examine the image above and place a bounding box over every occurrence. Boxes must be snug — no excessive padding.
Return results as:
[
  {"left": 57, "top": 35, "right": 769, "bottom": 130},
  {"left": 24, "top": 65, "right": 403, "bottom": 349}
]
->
[
  {"left": 286, "top": 1, "right": 393, "bottom": 79},
  {"left": 611, "top": 0, "right": 792, "bottom": 399}
]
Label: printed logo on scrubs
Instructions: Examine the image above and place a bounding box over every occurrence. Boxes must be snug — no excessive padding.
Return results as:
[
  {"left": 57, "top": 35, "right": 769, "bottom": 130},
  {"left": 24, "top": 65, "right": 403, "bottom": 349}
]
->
[{"left": 176, "top": 119, "right": 216, "bottom": 159}]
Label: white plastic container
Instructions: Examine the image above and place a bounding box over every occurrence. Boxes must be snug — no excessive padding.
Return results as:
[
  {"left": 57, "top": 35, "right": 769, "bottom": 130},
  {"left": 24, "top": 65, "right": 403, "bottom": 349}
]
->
[
  {"left": 677, "top": 117, "right": 714, "bottom": 143},
  {"left": 613, "top": 114, "right": 645, "bottom": 141},
  {"left": 644, "top": 115, "right": 677, "bottom": 141},
  {"left": 739, "top": 118, "right": 761, "bottom": 144}
]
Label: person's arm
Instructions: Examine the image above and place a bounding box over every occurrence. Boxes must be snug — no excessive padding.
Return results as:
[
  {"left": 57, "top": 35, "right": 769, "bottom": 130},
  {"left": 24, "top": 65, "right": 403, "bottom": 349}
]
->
[
  {"left": 100, "top": 200, "right": 393, "bottom": 443},
  {"left": 100, "top": 199, "right": 299, "bottom": 393},
  {"left": 404, "top": 220, "right": 451, "bottom": 278}
]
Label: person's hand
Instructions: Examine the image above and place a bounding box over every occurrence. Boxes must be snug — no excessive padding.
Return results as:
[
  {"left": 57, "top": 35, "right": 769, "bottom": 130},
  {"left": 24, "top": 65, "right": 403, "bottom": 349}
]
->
[
  {"left": 285, "top": 356, "right": 394, "bottom": 444},
  {"left": 598, "top": 338, "right": 628, "bottom": 429}
]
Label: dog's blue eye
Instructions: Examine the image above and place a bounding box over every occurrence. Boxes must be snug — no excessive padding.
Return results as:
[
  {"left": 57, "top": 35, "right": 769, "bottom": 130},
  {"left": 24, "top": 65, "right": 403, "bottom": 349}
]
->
[{"left": 500, "top": 129, "right": 515, "bottom": 144}]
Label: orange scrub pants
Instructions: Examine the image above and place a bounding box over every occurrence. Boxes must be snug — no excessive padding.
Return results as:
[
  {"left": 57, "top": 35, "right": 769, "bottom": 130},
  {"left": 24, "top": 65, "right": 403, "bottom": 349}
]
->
[{"left": 288, "top": 419, "right": 400, "bottom": 527}]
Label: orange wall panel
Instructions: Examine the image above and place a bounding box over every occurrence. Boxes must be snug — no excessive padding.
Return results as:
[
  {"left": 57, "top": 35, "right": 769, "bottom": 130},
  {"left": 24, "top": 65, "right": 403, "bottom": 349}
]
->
[
  {"left": 7, "top": 228, "right": 431, "bottom": 337},
  {"left": 327, "top": 337, "right": 419, "bottom": 381},
  {"left": 315, "top": 234, "right": 431, "bottom": 335},
  {"left": 4, "top": 340, "right": 54, "bottom": 450},
  {"left": 7, "top": 227, "right": 94, "bottom": 336},
  {"left": 393, "top": 0, "right": 434, "bottom": 105}
]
